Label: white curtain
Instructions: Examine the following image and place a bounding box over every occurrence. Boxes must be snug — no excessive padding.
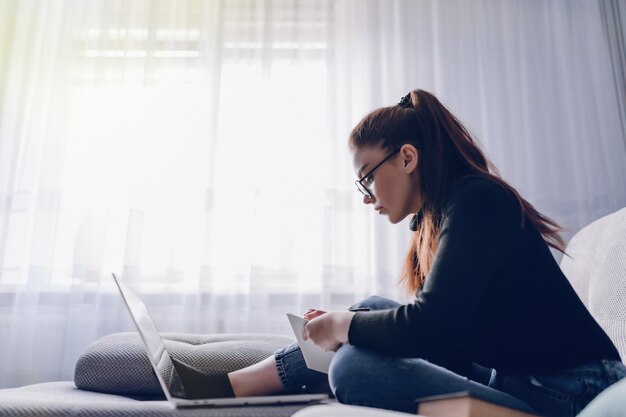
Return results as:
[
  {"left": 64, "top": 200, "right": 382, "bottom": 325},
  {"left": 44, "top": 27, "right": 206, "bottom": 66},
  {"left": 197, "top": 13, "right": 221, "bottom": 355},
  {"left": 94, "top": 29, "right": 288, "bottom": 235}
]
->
[
  {"left": 600, "top": 0, "right": 626, "bottom": 150},
  {"left": 1, "top": 0, "right": 625, "bottom": 389}
]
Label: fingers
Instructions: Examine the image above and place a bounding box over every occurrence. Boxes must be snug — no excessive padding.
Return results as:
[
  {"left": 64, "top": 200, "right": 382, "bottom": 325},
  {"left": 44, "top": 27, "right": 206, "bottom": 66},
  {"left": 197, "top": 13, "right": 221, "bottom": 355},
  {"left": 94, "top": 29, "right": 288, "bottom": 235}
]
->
[
  {"left": 301, "top": 313, "right": 338, "bottom": 351},
  {"left": 327, "top": 343, "right": 342, "bottom": 352},
  {"left": 312, "top": 310, "right": 327, "bottom": 319},
  {"left": 303, "top": 309, "right": 326, "bottom": 321},
  {"left": 302, "top": 317, "right": 322, "bottom": 342}
]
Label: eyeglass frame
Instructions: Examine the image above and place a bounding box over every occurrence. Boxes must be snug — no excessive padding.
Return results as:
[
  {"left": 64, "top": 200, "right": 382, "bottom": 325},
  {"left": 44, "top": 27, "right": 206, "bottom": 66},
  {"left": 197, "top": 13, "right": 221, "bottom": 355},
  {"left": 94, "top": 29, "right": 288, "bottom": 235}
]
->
[{"left": 355, "top": 147, "right": 402, "bottom": 199}]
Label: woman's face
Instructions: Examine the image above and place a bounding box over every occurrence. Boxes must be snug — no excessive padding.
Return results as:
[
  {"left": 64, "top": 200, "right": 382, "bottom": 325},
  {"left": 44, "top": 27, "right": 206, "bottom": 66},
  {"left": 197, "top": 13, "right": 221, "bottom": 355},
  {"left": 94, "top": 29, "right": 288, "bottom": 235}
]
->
[{"left": 352, "top": 144, "right": 423, "bottom": 224}]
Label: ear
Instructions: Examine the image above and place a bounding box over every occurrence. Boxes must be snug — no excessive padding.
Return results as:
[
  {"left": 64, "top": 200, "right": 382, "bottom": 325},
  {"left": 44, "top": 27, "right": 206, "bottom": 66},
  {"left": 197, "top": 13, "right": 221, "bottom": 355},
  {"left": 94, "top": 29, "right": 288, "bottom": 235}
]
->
[{"left": 400, "top": 144, "right": 419, "bottom": 174}]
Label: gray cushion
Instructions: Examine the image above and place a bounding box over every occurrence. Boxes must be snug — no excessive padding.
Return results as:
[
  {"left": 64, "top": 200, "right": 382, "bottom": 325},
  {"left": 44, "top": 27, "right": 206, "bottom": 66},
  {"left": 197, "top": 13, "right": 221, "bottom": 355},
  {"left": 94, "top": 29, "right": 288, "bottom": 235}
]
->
[{"left": 75, "top": 332, "right": 295, "bottom": 395}]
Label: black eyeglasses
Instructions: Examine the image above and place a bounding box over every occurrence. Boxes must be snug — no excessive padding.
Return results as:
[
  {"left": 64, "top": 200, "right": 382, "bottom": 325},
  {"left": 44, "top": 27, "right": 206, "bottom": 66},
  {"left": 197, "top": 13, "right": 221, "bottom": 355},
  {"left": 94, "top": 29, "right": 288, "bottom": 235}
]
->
[{"left": 355, "top": 148, "right": 401, "bottom": 198}]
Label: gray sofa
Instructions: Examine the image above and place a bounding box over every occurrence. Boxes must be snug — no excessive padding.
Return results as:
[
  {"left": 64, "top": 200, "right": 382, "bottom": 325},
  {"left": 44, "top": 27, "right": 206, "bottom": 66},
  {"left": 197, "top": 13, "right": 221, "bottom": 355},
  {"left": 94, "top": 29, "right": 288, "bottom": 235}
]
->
[{"left": 0, "top": 207, "right": 624, "bottom": 417}]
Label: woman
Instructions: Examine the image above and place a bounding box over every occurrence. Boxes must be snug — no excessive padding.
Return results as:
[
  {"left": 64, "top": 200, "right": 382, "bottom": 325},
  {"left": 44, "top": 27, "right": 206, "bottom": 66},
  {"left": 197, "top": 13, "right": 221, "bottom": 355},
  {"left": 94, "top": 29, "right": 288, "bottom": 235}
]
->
[{"left": 215, "top": 89, "right": 625, "bottom": 417}]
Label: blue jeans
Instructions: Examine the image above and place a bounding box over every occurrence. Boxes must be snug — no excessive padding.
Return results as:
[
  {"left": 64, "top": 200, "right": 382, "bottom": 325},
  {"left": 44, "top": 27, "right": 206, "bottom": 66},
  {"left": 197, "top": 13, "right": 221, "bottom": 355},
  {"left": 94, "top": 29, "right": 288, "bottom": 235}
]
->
[{"left": 274, "top": 295, "right": 626, "bottom": 416}]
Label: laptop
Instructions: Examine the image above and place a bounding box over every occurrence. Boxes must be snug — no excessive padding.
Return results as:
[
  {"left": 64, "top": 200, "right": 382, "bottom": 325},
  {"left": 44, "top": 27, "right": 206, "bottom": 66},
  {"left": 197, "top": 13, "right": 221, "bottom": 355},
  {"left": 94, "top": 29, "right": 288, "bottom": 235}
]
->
[{"left": 111, "top": 273, "right": 328, "bottom": 408}]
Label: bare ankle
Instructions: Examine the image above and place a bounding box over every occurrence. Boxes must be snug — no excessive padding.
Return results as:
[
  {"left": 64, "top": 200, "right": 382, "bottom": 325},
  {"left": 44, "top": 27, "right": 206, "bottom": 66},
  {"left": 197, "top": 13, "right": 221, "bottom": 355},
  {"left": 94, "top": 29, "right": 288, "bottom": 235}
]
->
[{"left": 228, "top": 355, "right": 284, "bottom": 397}]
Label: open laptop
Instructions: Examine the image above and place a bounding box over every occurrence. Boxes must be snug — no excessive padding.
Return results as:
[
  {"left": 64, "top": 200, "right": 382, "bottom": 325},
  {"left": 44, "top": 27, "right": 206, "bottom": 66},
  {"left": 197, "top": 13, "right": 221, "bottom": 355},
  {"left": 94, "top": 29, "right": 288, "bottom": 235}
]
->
[{"left": 111, "top": 273, "right": 328, "bottom": 408}]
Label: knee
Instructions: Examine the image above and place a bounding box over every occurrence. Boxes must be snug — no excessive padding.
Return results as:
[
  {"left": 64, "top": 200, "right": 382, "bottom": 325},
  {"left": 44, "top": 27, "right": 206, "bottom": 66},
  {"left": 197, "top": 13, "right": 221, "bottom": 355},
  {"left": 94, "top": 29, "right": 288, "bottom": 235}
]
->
[
  {"left": 328, "top": 345, "right": 373, "bottom": 405},
  {"left": 348, "top": 295, "right": 398, "bottom": 311},
  {"left": 328, "top": 346, "right": 444, "bottom": 412}
]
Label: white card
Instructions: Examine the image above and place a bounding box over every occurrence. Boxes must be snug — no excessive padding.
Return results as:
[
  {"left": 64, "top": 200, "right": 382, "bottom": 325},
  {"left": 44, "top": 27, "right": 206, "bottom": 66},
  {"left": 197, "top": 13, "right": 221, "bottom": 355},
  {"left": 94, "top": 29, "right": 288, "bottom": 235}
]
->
[{"left": 286, "top": 313, "right": 336, "bottom": 374}]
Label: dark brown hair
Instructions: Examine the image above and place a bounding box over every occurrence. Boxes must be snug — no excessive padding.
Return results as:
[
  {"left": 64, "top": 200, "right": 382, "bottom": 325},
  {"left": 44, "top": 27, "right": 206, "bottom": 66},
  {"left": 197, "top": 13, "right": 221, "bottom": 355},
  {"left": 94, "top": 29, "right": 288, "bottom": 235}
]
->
[{"left": 348, "top": 89, "right": 567, "bottom": 295}]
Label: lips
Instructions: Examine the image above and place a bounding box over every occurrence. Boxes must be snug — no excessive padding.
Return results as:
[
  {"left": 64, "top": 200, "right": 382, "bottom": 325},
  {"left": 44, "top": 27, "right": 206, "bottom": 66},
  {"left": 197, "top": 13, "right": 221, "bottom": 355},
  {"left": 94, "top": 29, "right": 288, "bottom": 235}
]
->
[{"left": 375, "top": 206, "right": 383, "bottom": 213}]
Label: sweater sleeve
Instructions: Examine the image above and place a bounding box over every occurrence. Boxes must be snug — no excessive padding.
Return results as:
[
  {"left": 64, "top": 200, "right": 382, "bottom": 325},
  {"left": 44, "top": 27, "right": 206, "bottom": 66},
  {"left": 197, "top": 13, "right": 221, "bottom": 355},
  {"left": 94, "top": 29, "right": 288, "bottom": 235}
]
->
[{"left": 347, "top": 178, "right": 522, "bottom": 361}]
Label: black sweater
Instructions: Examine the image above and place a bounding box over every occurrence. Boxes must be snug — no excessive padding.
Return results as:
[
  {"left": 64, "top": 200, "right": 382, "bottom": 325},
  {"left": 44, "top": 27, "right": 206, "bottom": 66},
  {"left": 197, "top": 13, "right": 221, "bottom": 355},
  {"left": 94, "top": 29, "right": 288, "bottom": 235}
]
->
[{"left": 348, "top": 176, "right": 621, "bottom": 375}]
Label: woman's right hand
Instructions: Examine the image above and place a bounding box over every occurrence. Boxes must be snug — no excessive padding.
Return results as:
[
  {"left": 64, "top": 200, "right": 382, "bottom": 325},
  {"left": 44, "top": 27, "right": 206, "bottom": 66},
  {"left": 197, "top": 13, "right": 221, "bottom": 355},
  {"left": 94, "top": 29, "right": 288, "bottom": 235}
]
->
[{"left": 303, "top": 308, "right": 327, "bottom": 321}]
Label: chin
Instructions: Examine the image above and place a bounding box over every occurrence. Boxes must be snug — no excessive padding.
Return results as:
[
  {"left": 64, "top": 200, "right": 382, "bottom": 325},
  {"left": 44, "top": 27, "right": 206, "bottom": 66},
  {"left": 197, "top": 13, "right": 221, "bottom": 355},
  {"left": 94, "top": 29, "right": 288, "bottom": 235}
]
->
[
  {"left": 388, "top": 212, "right": 413, "bottom": 225},
  {"left": 387, "top": 214, "right": 403, "bottom": 225}
]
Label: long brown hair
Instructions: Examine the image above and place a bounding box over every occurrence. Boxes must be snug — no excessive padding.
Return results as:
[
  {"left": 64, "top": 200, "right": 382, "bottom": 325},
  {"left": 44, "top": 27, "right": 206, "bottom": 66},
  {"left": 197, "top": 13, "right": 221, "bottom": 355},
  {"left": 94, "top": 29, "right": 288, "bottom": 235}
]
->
[{"left": 348, "top": 89, "right": 567, "bottom": 296}]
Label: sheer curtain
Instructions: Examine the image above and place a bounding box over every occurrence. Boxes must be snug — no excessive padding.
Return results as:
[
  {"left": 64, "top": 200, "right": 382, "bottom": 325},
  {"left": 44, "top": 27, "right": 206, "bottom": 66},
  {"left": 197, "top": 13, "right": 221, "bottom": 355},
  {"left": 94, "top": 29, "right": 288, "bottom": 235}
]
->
[
  {"left": 330, "top": 0, "right": 626, "bottom": 248},
  {"left": 600, "top": 0, "right": 626, "bottom": 149},
  {"left": 1, "top": 0, "right": 625, "bottom": 389}
]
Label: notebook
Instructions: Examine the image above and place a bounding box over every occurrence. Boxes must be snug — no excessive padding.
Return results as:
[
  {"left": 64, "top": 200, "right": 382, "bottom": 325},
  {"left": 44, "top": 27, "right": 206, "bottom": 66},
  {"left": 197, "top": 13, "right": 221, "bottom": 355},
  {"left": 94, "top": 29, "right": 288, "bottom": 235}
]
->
[{"left": 286, "top": 313, "right": 335, "bottom": 373}]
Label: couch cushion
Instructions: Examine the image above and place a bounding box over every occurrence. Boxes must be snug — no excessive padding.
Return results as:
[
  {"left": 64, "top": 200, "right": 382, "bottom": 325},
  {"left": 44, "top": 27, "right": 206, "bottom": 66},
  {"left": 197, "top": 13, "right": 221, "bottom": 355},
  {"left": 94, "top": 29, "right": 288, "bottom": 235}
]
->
[
  {"left": 560, "top": 207, "right": 626, "bottom": 363},
  {"left": 74, "top": 332, "right": 295, "bottom": 395},
  {"left": 577, "top": 377, "right": 626, "bottom": 417},
  {"left": 0, "top": 381, "right": 314, "bottom": 417},
  {"left": 292, "top": 403, "right": 409, "bottom": 417}
]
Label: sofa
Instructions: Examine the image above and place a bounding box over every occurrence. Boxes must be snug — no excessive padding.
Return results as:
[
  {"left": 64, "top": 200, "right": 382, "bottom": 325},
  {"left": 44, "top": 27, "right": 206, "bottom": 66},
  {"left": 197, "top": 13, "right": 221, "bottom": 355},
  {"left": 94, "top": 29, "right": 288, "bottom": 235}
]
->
[{"left": 0, "top": 207, "right": 624, "bottom": 417}]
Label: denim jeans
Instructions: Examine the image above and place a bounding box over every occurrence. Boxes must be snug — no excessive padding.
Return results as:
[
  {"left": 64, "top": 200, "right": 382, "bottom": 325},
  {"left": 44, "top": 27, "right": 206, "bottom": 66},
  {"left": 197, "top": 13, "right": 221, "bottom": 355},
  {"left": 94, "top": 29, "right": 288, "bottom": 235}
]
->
[{"left": 274, "top": 295, "right": 626, "bottom": 416}]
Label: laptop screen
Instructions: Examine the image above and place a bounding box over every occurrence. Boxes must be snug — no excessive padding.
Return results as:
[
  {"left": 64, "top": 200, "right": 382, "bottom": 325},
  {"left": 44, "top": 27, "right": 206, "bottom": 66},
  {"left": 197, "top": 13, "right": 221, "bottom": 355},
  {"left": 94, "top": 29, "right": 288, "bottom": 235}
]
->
[{"left": 112, "top": 274, "right": 187, "bottom": 399}]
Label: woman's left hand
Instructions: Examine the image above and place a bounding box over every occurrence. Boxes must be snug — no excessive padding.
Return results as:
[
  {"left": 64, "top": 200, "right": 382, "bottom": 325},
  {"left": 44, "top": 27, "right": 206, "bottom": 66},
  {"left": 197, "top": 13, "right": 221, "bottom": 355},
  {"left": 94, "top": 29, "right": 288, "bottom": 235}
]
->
[{"left": 302, "top": 311, "right": 356, "bottom": 352}]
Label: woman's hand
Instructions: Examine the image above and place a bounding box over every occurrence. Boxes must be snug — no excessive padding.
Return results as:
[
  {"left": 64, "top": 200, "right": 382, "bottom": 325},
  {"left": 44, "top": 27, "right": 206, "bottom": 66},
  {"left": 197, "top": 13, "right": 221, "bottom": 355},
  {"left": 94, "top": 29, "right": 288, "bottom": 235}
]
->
[
  {"left": 302, "top": 311, "right": 355, "bottom": 352},
  {"left": 303, "top": 309, "right": 326, "bottom": 321}
]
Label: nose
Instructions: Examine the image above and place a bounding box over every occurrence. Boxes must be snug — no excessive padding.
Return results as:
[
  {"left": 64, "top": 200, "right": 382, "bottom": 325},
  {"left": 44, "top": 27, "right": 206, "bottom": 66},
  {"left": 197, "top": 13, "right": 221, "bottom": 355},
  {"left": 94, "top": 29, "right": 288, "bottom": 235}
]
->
[{"left": 363, "top": 194, "right": 375, "bottom": 205}]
